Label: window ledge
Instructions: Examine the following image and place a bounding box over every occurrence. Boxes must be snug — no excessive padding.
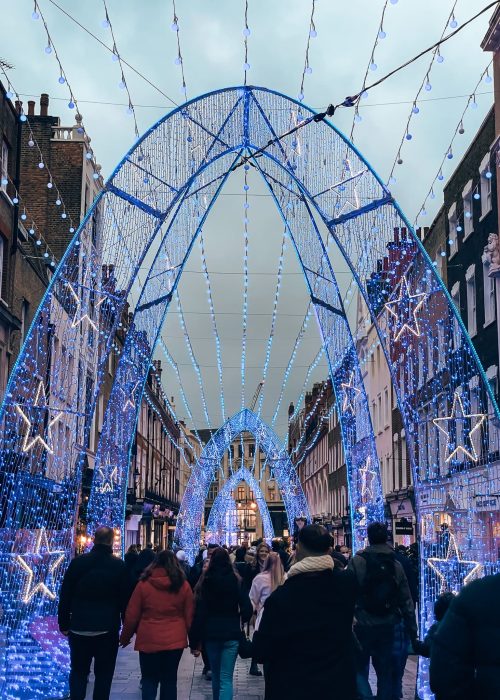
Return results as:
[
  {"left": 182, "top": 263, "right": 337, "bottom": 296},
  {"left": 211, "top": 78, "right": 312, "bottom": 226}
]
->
[
  {"left": 448, "top": 248, "right": 458, "bottom": 260},
  {"left": 479, "top": 207, "right": 492, "bottom": 223},
  {"left": 463, "top": 229, "right": 474, "bottom": 242},
  {"left": 469, "top": 328, "right": 478, "bottom": 338},
  {"left": 484, "top": 318, "right": 496, "bottom": 329}
]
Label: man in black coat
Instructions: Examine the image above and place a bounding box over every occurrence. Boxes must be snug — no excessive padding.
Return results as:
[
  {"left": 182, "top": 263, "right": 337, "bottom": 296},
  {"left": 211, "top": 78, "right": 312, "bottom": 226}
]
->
[
  {"left": 252, "top": 524, "right": 358, "bottom": 700},
  {"left": 430, "top": 572, "right": 500, "bottom": 699},
  {"left": 58, "top": 526, "right": 129, "bottom": 700}
]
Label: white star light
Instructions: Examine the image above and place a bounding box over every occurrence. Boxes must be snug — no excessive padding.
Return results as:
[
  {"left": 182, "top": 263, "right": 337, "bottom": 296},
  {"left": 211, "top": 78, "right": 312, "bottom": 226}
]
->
[
  {"left": 122, "top": 380, "right": 141, "bottom": 412},
  {"left": 341, "top": 372, "right": 360, "bottom": 414},
  {"left": 66, "top": 281, "right": 105, "bottom": 332},
  {"left": 427, "top": 533, "right": 482, "bottom": 593},
  {"left": 384, "top": 275, "right": 426, "bottom": 341},
  {"left": 15, "top": 380, "right": 62, "bottom": 454},
  {"left": 15, "top": 528, "right": 64, "bottom": 603},
  {"left": 97, "top": 465, "right": 118, "bottom": 493},
  {"left": 433, "top": 391, "right": 486, "bottom": 463},
  {"left": 359, "top": 456, "right": 377, "bottom": 503}
]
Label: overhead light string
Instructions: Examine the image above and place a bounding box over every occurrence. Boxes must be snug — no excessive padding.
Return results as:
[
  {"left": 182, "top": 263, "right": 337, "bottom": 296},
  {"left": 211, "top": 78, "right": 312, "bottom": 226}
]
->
[
  {"left": 101, "top": 0, "right": 141, "bottom": 139},
  {"left": 298, "top": 0, "right": 318, "bottom": 103},
  {"left": 171, "top": 0, "right": 188, "bottom": 100},
  {"left": 350, "top": 0, "right": 389, "bottom": 140},
  {"left": 415, "top": 60, "right": 493, "bottom": 225},
  {"left": 387, "top": 0, "right": 458, "bottom": 185},
  {"left": 243, "top": 0, "right": 250, "bottom": 86}
]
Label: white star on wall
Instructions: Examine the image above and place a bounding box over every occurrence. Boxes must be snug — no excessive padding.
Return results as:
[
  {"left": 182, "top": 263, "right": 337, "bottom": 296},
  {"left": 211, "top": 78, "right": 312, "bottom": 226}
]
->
[
  {"left": 15, "top": 380, "right": 63, "bottom": 454},
  {"left": 66, "top": 281, "right": 105, "bottom": 332},
  {"left": 433, "top": 391, "right": 486, "bottom": 463},
  {"left": 427, "top": 532, "right": 482, "bottom": 593},
  {"left": 359, "top": 456, "right": 377, "bottom": 503},
  {"left": 97, "top": 465, "right": 118, "bottom": 493},
  {"left": 341, "top": 372, "right": 361, "bottom": 414}
]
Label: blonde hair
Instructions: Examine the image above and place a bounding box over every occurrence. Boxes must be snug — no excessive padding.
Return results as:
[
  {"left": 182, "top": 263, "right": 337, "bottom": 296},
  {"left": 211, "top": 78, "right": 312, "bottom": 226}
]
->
[{"left": 262, "top": 551, "right": 285, "bottom": 593}]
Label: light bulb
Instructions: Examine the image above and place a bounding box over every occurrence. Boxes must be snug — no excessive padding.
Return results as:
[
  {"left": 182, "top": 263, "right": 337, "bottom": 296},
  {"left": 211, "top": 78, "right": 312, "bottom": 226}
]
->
[
  {"left": 437, "top": 54, "right": 444, "bottom": 64},
  {"left": 243, "top": 27, "right": 250, "bottom": 36},
  {"left": 45, "top": 45, "right": 52, "bottom": 54},
  {"left": 32, "top": 10, "right": 39, "bottom": 19},
  {"left": 412, "top": 105, "right": 419, "bottom": 114},
  {"left": 309, "top": 29, "right": 317, "bottom": 38},
  {"left": 370, "top": 62, "right": 377, "bottom": 71},
  {"left": 425, "top": 82, "right": 432, "bottom": 92},
  {"left": 378, "top": 29, "right": 386, "bottom": 39}
]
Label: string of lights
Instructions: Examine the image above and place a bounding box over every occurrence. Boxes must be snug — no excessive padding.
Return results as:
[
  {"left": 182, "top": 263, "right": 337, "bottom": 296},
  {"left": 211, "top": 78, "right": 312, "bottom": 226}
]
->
[
  {"left": 199, "top": 232, "right": 226, "bottom": 425},
  {"left": 241, "top": 171, "right": 249, "bottom": 411},
  {"left": 32, "top": 1, "right": 83, "bottom": 118},
  {"left": 171, "top": 0, "right": 188, "bottom": 99},
  {"left": 415, "top": 60, "right": 493, "bottom": 224},
  {"left": 101, "top": 0, "right": 141, "bottom": 138},
  {"left": 350, "top": 0, "right": 389, "bottom": 140},
  {"left": 298, "top": 0, "right": 317, "bottom": 103},
  {"left": 387, "top": 1, "right": 458, "bottom": 185},
  {"left": 243, "top": 0, "right": 250, "bottom": 85}
]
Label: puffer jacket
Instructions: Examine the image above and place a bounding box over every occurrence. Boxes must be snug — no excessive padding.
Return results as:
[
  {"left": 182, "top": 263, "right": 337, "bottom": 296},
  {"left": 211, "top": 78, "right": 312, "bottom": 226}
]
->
[
  {"left": 430, "top": 573, "right": 500, "bottom": 699},
  {"left": 120, "top": 568, "right": 194, "bottom": 653}
]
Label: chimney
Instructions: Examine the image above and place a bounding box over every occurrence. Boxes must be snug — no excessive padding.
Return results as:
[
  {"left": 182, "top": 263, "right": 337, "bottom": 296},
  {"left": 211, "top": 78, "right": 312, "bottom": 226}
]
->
[
  {"left": 28, "top": 100, "right": 35, "bottom": 116},
  {"left": 40, "top": 93, "right": 49, "bottom": 117},
  {"left": 14, "top": 100, "right": 22, "bottom": 115},
  {"left": 288, "top": 402, "right": 295, "bottom": 417}
]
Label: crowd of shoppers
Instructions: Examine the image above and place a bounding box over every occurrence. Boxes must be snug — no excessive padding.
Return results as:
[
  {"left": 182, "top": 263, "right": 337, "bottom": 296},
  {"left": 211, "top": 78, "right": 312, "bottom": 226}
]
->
[{"left": 57, "top": 521, "right": 500, "bottom": 700}]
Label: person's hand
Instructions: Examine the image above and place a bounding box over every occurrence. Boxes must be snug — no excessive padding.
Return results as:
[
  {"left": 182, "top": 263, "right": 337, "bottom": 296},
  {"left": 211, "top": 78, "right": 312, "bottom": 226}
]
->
[
  {"left": 191, "top": 649, "right": 201, "bottom": 657},
  {"left": 59, "top": 630, "right": 69, "bottom": 637},
  {"left": 119, "top": 639, "right": 130, "bottom": 648}
]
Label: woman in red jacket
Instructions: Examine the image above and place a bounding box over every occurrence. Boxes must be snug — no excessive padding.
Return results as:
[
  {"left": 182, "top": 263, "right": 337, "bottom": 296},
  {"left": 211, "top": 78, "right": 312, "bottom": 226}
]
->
[{"left": 120, "top": 549, "right": 194, "bottom": 700}]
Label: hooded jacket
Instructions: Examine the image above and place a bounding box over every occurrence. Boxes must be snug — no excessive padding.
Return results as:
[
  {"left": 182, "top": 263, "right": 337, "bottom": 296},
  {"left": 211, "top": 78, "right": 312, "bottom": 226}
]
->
[{"left": 120, "top": 568, "right": 194, "bottom": 653}]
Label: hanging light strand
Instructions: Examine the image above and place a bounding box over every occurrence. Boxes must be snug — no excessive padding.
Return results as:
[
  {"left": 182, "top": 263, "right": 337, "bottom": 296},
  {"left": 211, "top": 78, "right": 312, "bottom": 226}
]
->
[
  {"left": 243, "top": 0, "right": 250, "bottom": 86},
  {"left": 32, "top": 0, "right": 82, "bottom": 117},
  {"left": 101, "top": 0, "right": 140, "bottom": 139},
  {"left": 415, "top": 60, "right": 493, "bottom": 224},
  {"left": 171, "top": 0, "right": 188, "bottom": 99},
  {"left": 241, "top": 172, "right": 249, "bottom": 411},
  {"left": 387, "top": 0, "right": 458, "bottom": 184},
  {"left": 350, "top": 0, "right": 389, "bottom": 140},
  {"left": 298, "top": 0, "right": 318, "bottom": 103}
]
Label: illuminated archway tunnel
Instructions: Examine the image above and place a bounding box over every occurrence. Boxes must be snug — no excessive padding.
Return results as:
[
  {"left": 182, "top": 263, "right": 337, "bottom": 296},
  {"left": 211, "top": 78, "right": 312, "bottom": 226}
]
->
[{"left": 0, "top": 86, "right": 498, "bottom": 698}]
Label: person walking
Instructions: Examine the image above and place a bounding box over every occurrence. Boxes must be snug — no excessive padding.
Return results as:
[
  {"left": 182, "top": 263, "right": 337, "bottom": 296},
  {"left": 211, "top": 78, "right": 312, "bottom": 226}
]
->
[
  {"left": 348, "top": 521, "right": 417, "bottom": 700},
  {"left": 58, "top": 526, "right": 130, "bottom": 700},
  {"left": 252, "top": 524, "right": 357, "bottom": 699},
  {"left": 429, "top": 572, "right": 500, "bottom": 699},
  {"left": 134, "top": 542, "right": 155, "bottom": 580},
  {"left": 245, "top": 542, "right": 270, "bottom": 676},
  {"left": 271, "top": 538, "right": 289, "bottom": 572},
  {"left": 190, "top": 547, "right": 252, "bottom": 700},
  {"left": 119, "top": 550, "right": 194, "bottom": 700},
  {"left": 124, "top": 544, "right": 140, "bottom": 590},
  {"left": 249, "top": 552, "right": 285, "bottom": 630},
  {"left": 175, "top": 550, "right": 191, "bottom": 579},
  {"left": 233, "top": 546, "right": 250, "bottom": 581}
]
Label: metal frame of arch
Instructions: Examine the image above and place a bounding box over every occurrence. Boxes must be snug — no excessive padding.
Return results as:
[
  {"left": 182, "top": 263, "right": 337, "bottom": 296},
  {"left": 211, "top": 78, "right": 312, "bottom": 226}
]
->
[{"left": 0, "top": 86, "right": 498, "bottom": 699}]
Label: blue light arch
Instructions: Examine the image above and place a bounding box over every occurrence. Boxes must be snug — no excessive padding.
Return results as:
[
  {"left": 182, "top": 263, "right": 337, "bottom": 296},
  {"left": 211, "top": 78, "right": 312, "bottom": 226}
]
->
[{"left": 0, "top": 86, "right": 497, "bottom": 698}]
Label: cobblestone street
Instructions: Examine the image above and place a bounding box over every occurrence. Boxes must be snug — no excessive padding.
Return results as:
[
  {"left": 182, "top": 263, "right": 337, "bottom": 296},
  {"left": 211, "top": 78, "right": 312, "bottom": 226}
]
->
[{"left": 90, "top": 644, "right": 418, "bottom": 699}]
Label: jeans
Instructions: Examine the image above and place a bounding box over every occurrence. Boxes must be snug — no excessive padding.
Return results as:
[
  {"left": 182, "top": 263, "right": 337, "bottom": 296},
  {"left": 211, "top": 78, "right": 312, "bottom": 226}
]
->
[
  {"left": 139, "top": 649, "right": 183, "bottom": 700},
  {"left": 355, "top": 624, "right": 395, "bottom": 700},
  {"left": 391, "top": 620, "right": 409, "bottom": 700},
  {"left": 68, "top": 631, "right": 119, "bottom": 700},
  {"left": 205, "top": 639, "right": 239, "bottom": 700}
]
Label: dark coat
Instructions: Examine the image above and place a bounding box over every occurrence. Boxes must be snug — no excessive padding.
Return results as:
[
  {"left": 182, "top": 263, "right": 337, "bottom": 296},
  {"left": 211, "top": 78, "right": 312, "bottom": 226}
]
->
[
  {"left": 58, "top": 544, "right": 129, "bottom": 633},
  {"left": 189, "top": 570, "right": 252, "bottom": 648},
  {"left": 252, "top": 567, "right": 358, "bottom": 700},
  {"left": 430, "top": 573, "right": 500, "bottom": 700},
  {"left": 134, "top": 547, "right": 155, "bottom": 579}
]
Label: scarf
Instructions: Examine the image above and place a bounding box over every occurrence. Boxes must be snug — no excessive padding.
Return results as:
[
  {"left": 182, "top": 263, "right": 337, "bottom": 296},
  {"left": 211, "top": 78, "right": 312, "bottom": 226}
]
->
[{"left": 286, "top": 554, "right": 334, "bottom": 579}]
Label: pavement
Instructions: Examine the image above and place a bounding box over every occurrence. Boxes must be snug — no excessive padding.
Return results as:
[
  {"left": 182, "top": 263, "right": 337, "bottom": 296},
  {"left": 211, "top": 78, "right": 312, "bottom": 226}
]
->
[{"left": 89, "top": 644, "right": 418, "bottom": 699}]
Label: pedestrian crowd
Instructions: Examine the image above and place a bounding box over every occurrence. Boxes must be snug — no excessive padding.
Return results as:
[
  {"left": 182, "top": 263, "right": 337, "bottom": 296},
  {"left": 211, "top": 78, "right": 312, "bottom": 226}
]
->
[{"left": 58, "top": 522, "right": 500, "bottom": 700}]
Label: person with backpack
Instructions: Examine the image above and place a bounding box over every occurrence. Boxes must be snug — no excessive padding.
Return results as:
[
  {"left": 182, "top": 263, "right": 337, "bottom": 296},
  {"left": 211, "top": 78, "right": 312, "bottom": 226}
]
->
[{"left": 348, "top": 522, "right": 417, "bottom": 700}]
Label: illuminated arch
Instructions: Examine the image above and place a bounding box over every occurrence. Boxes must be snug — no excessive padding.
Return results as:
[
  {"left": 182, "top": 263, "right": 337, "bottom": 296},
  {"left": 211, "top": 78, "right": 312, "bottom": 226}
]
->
[
  {"left": 204, "top": 464, "right": 275, "bottom": 549},
  {"left": 0, "top": 86, "right": 498, "bottom": 698}
]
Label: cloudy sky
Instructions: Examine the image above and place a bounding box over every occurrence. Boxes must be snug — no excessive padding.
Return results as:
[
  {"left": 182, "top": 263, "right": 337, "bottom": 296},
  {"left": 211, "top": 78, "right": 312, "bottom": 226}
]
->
[{"left": 1, "top": 0, "right": 495, "bottom": 440}]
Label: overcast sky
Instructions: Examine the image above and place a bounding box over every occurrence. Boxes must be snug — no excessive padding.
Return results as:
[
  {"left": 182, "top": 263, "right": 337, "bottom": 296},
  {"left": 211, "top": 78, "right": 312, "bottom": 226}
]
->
[{"left": 1, "top": 0, "right": 495, "bottom": 440}]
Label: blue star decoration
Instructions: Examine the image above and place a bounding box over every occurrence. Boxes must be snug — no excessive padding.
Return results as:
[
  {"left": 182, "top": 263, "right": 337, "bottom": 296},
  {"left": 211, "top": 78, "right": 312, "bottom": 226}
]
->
[
  {"left": 15, "top": 528, "right": 65, "bottom": 604},
  {"left": 433, "top": 390, "right": 486, "bottom": 463},
  {"left": 15, "top": 380, "right": 63, "bottom": 454},
  {"left": 427, "top": 532, "right": 482, "bottom": 594},
  {"left": 341, "top": 371, "right": 361, "bottom": 414},
  {"left": 97, "top": 465, "right": 118, "bottom": 494},
  {"left": 384, "top": 275, "right": 426, "bottom": 341},
  {"left": 359, "top": 456, "right": 377, "bottom": 503}
]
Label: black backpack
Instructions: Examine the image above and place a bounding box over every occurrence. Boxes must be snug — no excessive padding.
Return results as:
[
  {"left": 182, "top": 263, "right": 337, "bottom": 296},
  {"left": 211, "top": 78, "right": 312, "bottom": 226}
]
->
[{"left": 359, "top": 551, "right": 399, "bottom": 617}]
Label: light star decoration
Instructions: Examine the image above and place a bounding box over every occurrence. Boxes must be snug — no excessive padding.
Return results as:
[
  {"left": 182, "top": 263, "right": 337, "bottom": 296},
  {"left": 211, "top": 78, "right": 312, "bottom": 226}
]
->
[
  {"left": 97, "top": 465, "right": 118, "bottom": 493},
  {"left": 15, "top": 528, "right": 64, "bottom": 603},
  {"left": 66, "top": 281, "right": 105, "bottom": 332},
  {"left": 341, "top": 371, "right": 361, "bottom": 414},
  {"left": 359, "top": 456, "right": 377, "bottom": 503},
  {"left": 15, "top": 380, "right": 63, "bottom": 454},
  {"left": 384, "top": 275, "right": 426, "bottom": 342},
  {"left": 433, "top": 391, "right": 486, "bottom": 463},
  {"left": 427, "top": 532, "right": 482, "bottom": 593}
]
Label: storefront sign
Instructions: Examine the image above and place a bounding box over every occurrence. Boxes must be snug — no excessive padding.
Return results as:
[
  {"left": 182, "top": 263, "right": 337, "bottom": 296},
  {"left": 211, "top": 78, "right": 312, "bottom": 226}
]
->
[
  {"left": 474, "top": 495, "right": 499, "bottom": 512},
  {"left": 395, "top": 518, "right": 414, "bottom": 535}
]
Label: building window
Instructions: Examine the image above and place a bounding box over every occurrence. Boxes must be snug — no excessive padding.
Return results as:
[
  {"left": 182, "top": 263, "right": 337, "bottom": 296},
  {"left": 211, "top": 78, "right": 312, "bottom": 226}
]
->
[
  {"left": 448, "top": 204, "right": 458, "bottom": 258},
  {"left": 483, "top": 258, "right": 496, "bottom": 326},
  {"left": 486, "top": 366, "right": 499, "bottom": 454},
  {"left": 249, "top": 443, "right": 255, "bottom": 458},
  {"left": 466, "top": 264, "right": 477, "bottom": 337},
  {"left": 0, "top": 235, "right": 5, "bottom": 301},
  {"left": 462, "top": 180, "right": 474, "bottom": 239},
  {"left": 238, "top": 443, "right": 243, "bottom": 459},
  {"left": 268, "top": 490, "right": 275, "bottom": 501},
  {"left": 237, "top": 486, "right": 245, "bottom": 501},
  {"left": 0, "top": 140, "right": 8, "bottom": 192},
  {"left": 480, "top": 153, "right": 492, "bottom": 218},
  {"left": 451, "top": 281, "right": 461, "bottom": 349},
  {"left": 435, "top": 247, "right": 445, "bottom": 279},
  {"left": 384, "top": 387, "right": 389, "bottom": 428}
]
